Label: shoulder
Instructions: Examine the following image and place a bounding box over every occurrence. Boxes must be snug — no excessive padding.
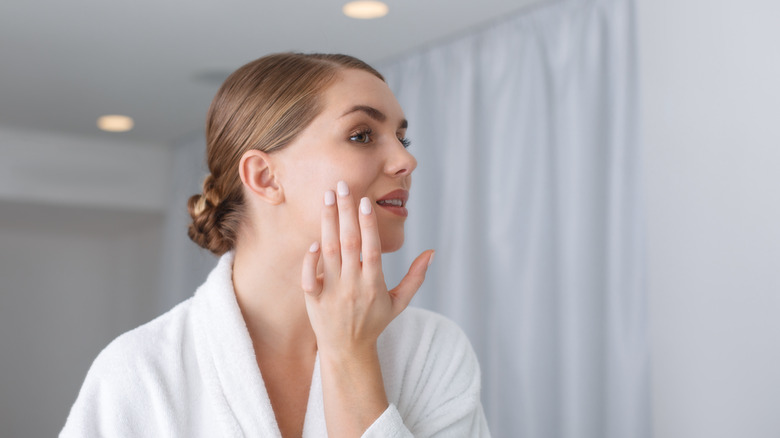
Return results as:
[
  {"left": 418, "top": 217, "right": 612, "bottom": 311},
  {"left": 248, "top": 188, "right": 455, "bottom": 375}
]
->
[
  {"left": 91, "top": 297, "right": 194, "bottom": 376},
  {"left": 378, "top": 307, "right": 485, "bottom": 434},
  {"left": 61, "top": 299, "right": 196, "bottom": 436},
  {"left": 381, "top": 306, "right": 476, "bottom": 363},
  {"left": 379, "top": 306, "right": 481, "bottom": 399}
]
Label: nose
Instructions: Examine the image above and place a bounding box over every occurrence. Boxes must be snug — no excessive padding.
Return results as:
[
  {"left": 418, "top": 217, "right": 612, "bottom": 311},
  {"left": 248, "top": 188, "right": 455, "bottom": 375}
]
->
[{"left": 385, "top": 143, "right": 417, "bottom": 177}]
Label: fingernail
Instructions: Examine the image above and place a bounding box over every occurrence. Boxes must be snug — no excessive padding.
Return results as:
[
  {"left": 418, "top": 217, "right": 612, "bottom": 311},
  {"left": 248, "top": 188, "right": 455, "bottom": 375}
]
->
[
  {"left": 309, "top": 241, "right": 320, "bottom": 253},
  {"left": 427, "top": 251, "right": 435, "bottom": 267},
  {"left": 324, "top": 190, "right": 335, "bottom": 206},
  {"left": 360, "top": 197, "right": 372, "bottom": 215},
  {"left": 337, "top": 181, "right": 349, "bottom": 197}
]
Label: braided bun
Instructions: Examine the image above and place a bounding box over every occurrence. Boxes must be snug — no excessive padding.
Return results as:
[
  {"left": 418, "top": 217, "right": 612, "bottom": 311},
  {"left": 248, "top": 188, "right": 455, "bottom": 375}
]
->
[{"left": 187, "top": 174, "right": 242, "bottom": 255}]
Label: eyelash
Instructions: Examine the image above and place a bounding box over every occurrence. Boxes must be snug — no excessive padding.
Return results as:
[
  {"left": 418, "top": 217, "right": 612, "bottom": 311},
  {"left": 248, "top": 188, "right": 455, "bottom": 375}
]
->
[{"left": 349, "top": 128, "right": 412, "bottom": 149}]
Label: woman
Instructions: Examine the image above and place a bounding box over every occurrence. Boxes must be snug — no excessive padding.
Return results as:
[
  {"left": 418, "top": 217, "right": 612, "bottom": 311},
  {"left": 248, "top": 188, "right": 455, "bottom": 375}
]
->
[{"left": 61, "top": 53, "right": 490, "bottom": 437}]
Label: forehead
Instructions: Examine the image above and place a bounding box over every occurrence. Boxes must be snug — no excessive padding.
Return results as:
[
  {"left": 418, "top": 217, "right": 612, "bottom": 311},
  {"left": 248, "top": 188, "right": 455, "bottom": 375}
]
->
[{"left": 320, "top": 69, "right": 405, "bottom": 121}]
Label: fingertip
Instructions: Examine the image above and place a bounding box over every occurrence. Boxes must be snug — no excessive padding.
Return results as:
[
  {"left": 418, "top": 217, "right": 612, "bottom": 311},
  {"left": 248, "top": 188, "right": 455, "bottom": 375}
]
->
[
  {"left": 324, "top": 190, "right": 336, "bottom": 206},
  {"left": 337, "top": 180, "right": 349, "bottom": 197},
  {"left": 360, "top": 197, "right": 372, "bottom": 215},
  {"left": 309, "top": 241, "right": 320, "bottom": 253},
  {"left": 427, "top": 250, "right": 435, "bottom": 268}
]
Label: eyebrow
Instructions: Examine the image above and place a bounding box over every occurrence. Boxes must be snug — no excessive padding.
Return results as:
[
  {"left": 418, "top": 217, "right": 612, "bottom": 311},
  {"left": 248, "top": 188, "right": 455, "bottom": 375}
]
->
[{"left": 340, "top": 105, "right": 408, "bottom": 129}]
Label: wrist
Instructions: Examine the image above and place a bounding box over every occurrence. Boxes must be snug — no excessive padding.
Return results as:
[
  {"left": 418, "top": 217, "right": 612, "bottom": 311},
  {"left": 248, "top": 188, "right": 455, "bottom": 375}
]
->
[
  {"left": 319, "top": 342, "right": 380, "bottom": 369},
  {"left": 319, "top": 343, "right": 389, "bottom": 436}
]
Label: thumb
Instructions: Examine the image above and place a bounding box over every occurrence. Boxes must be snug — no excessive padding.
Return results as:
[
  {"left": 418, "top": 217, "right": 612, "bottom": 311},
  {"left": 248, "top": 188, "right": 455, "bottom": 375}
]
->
[{"left": 389, "top": 250, "right": 435, "bottom": 316}]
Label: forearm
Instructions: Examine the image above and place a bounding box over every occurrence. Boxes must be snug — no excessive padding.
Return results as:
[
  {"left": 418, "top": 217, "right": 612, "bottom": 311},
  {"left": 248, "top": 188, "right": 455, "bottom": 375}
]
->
[{"left": 319, "top": 345, "right": 389, "bottom": 438}]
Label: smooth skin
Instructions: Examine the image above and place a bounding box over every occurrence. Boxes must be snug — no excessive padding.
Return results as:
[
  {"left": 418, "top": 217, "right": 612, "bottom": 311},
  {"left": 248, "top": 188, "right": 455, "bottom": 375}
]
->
[{"left": 231, "top": 69, "right": 434, "bottom": 438}]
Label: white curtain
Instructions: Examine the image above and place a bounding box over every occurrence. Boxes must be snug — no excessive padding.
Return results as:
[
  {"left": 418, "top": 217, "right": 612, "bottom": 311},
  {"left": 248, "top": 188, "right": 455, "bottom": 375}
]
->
[{"left": 377, "top": 0, "right": 650, "bottom": 436}]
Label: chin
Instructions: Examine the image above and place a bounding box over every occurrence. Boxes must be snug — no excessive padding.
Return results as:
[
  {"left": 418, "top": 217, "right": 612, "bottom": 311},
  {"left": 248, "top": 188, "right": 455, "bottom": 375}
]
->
[{"left": 379, "top": 232, "right": 405, "bottom": 253}]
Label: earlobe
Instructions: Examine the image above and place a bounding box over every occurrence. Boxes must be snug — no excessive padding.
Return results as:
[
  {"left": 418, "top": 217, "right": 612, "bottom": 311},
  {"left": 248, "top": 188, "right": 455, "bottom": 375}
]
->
[{"left": 239, "top": 150, "right": 284, "bottom": 205}]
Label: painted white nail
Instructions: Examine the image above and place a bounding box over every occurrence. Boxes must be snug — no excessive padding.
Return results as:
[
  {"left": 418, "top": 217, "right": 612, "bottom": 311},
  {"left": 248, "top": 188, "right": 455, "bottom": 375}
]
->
[
  {"left": 337, "top": 181, "right": 349, "bottom": 197},
  {"left": 360, "top": 197, "right": 372, "bottom": 215},
  {"left": 324, "top": 190, "right": 336, "bottom": 206},
  {"left": 309, "top": 241, "right": 320, "bottom": 253}
]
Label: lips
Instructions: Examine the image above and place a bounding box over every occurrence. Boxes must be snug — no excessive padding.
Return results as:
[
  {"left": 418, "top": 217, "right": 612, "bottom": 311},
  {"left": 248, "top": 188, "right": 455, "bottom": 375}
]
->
[{"left": 376, "top": 189, "right": 409, "bottom": 217}]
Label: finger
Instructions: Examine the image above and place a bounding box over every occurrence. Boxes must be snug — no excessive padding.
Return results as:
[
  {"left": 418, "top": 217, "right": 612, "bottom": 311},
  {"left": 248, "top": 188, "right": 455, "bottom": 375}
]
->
[
  {"left": 302, "top": 242, "right": 323, "bottom": 297},
  {"left": 389, "top": 250, "right": 435, "bottom": 316},
  {"left": 336, "top": 181, "right": 361, "bottom": 276},
  {"left": 358, "top": 197, "right": 382, "bottom": 278},
  {"left": 321, "top": 189, "right": 341, "bottom": 278}
]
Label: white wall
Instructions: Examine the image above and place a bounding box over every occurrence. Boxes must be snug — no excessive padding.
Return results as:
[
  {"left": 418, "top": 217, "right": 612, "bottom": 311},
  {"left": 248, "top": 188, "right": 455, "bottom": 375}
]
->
[
  {"left": 0, "top": 128, "right": 172, "bottom": 436},
  {"left": 0, "top": 202, "right": 166, "bottom": 436},
  {"left": 639, "top": 1, "right": 780, "bottom": 437}
]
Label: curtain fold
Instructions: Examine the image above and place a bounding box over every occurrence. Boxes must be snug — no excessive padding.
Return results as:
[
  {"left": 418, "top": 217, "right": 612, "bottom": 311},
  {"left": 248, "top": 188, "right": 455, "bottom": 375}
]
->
[{"left": 377, "top": 0, "right": 649, "bottom": 436}]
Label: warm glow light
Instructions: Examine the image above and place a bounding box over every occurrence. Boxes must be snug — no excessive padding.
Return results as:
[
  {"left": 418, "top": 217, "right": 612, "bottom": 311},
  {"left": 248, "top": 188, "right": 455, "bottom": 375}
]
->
[
  {"left": 97, "top": 115, "right": 134, "bottom": 132},
  {"left": 342, "top": 1, "right": 388, "bottom": 19}
]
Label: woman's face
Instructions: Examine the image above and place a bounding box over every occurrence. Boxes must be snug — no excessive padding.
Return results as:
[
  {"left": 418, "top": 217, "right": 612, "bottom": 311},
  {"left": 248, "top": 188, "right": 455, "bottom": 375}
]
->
[{"left": 273, "top": 68, "right": 417, "bottom": 253}]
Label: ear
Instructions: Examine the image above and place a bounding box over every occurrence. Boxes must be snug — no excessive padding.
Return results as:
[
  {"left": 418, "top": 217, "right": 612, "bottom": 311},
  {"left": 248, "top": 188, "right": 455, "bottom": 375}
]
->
[{"left": 239, "top": 150, "right": 284, "bottom": 205}]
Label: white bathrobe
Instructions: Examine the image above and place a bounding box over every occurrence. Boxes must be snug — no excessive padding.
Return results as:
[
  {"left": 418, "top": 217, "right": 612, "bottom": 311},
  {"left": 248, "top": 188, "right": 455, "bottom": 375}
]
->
[{"left": 61, "top": 251, "right": 491, "bottom": 437}]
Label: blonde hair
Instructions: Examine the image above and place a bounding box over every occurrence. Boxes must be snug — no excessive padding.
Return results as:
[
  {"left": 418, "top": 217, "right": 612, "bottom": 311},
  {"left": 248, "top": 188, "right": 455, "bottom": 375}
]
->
[{"left": 187, "top": 53, "right": 384, "bottom": 255}]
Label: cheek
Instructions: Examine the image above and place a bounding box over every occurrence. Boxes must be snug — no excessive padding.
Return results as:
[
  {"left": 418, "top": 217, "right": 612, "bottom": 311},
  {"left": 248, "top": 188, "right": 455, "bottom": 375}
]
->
[
  {"left": 279, "top": 146, "right": 381, "bottom": 228},
  {"left": 315, "top": 157, "right": 377, "bottom": 199},
  {"left": 278, "top": 159, "right": 330, "bottom": 233}
]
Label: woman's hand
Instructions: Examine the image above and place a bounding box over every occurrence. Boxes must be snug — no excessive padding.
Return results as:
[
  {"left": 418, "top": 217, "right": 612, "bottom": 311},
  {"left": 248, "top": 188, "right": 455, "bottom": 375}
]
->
[
  {"left": 301, "top": 180, "right": 434, "bottom": 357},
  {"left": 300, "top": 180, "right": 433, "bottom": 436}
]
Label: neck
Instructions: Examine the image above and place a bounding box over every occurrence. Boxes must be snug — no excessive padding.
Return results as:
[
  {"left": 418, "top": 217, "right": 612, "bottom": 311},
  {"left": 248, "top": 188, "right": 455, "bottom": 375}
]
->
[{"left": 231, "top": 234, "right": 318, "bottom": 358}]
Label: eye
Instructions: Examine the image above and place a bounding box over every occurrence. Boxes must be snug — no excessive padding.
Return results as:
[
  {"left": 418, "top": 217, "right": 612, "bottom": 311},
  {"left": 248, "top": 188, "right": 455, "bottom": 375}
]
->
[
  {"left": 349, "top": 128, "right": 372, "bottom": 144},
  {"left": 399, "top": 137, "right": 412, "bottom": 149}
]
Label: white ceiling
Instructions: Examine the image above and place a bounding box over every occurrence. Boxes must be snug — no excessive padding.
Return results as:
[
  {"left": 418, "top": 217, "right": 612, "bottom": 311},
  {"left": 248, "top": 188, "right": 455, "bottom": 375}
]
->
[{"left": 0, "top": 0, "right": 548, "bottom": 146}]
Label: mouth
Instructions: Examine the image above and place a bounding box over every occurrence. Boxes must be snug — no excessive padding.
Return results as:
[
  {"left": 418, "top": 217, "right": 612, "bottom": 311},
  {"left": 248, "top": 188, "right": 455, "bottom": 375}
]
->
[{"left": 375, "top": 189, "right": 409, "bottom": 217}]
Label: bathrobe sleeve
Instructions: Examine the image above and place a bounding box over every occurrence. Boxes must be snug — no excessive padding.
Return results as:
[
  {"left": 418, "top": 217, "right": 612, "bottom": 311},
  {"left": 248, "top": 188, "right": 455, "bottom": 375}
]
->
[{"left": 363, "top": 308, "right": 492, "bottom": 437}]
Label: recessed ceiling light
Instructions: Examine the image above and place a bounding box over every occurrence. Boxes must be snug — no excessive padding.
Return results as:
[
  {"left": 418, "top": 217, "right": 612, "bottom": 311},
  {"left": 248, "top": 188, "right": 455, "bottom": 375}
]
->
[
  {"left": 97, "top": 115, "right": 134, "bottom": 132},
  {"left": 343, "top": 1, "right": 389, "bottom": 19}
]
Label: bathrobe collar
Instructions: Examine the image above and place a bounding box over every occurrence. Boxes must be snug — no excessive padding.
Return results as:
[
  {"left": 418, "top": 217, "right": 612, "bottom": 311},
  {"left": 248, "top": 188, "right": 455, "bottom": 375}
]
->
[{"left": 190, "top": 251, "right": 325, "bottom": 437}]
